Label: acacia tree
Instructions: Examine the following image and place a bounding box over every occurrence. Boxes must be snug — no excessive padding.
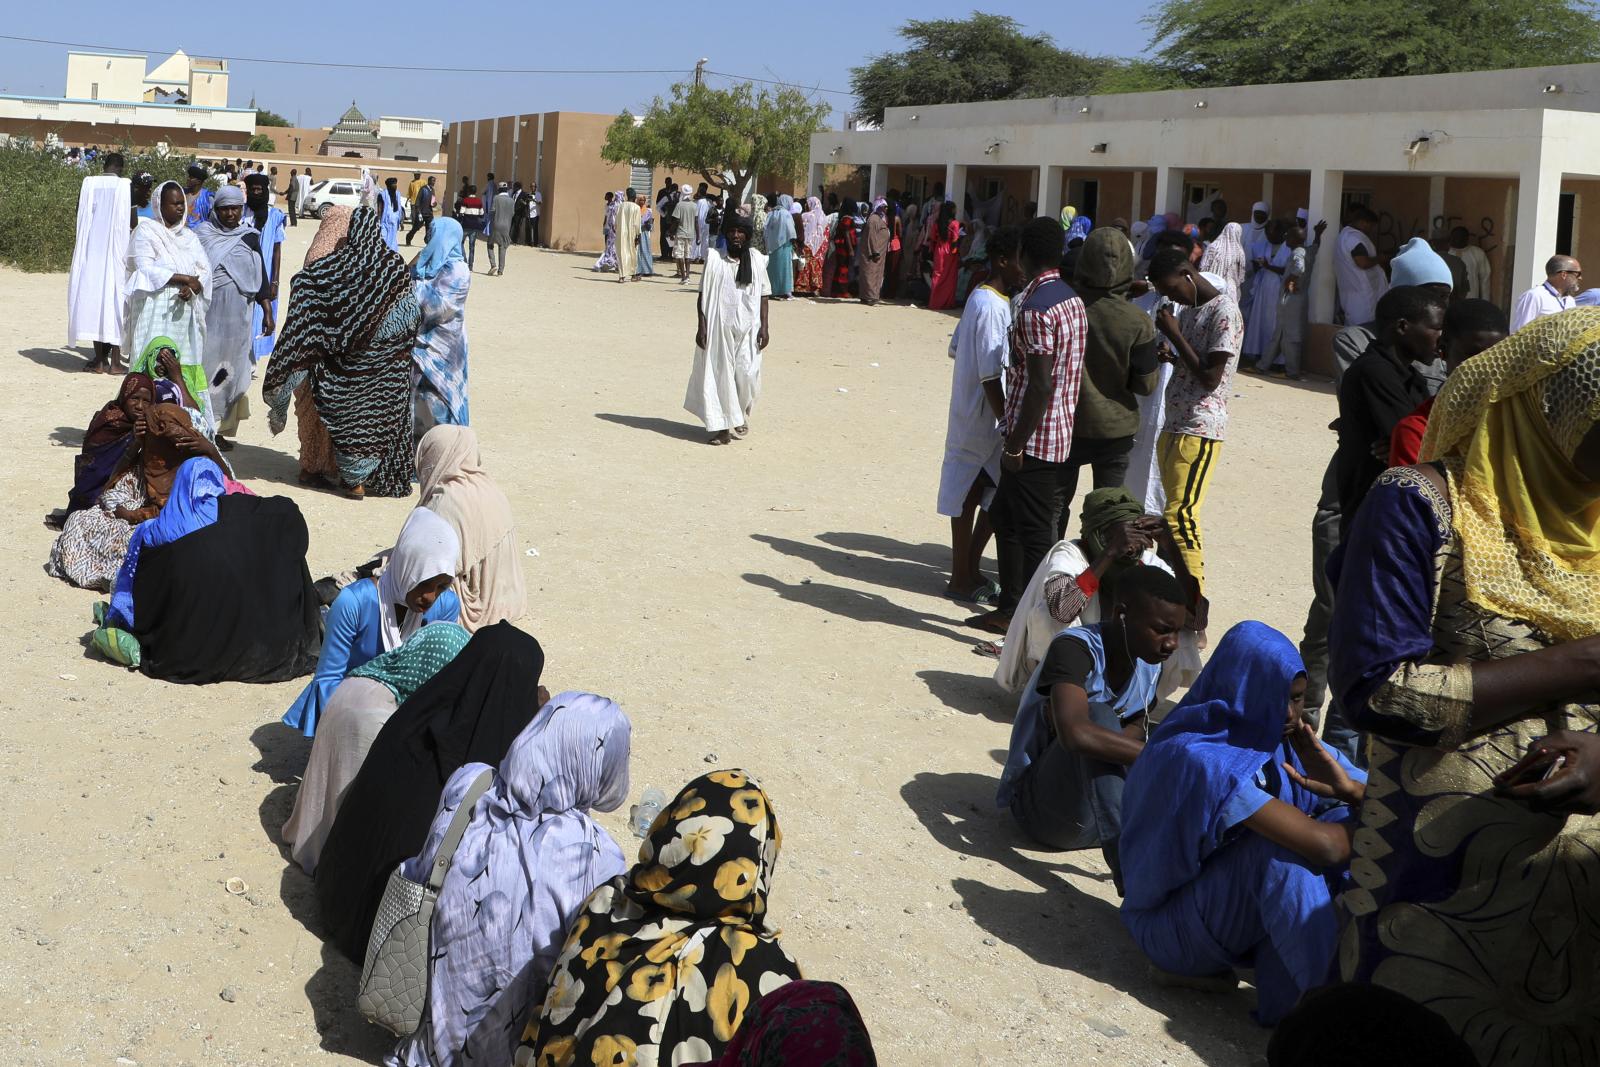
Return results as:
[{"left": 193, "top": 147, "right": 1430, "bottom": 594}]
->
[
  {"left": 601, "top": 80, "right": 830, "bottom": 196},
  {"left": 1145, "top": 0, "right": 1600, "bottom": 87},
  {"left": 851, "top": 13, "right": 1116, "bottom": 125}
]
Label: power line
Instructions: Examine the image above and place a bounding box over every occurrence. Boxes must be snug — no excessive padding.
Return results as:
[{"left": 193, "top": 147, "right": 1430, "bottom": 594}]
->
[{"left": 0, "top": 33, "right": 856, "bottom": 97}]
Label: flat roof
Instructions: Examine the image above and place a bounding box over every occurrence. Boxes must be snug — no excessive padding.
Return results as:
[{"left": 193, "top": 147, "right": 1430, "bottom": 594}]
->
[
  {"left": 67, "top": 50, "right": 145, "bottom": 59},
  {"left": 0, "top": 91, "right": 253, "bottom": 114}
]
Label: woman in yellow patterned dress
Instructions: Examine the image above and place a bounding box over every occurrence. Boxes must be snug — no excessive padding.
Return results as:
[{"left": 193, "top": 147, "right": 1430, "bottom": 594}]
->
[
  {"left": 1327, "top": 308, "right": 1600, "bottom": 1066},
  {"left": 515, "top": 770, "right": 801, "bottom": 1067}
]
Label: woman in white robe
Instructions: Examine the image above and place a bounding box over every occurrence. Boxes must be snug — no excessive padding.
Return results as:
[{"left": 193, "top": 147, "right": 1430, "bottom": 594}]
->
[
  {"left": 124, "top": 180, "right": 214, "bottom": 428},
  {"left": 684, "top": 213, "right": 770, "bottom": 445}
]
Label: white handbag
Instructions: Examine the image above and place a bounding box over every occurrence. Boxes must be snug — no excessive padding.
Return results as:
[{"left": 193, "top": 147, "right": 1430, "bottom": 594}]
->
[{"left": 356, "top": 768, "right": 494, "bottom": 1036}]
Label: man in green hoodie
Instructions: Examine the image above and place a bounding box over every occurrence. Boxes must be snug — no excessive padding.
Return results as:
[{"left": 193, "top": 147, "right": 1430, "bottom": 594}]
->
[{"left": 1060, "top": 227, "right": 1161, "bottom": 539}]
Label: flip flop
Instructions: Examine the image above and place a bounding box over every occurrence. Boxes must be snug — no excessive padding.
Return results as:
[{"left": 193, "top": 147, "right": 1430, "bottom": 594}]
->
[{"left": 972, "top": 640, "right": 1003, "bottom": 659}]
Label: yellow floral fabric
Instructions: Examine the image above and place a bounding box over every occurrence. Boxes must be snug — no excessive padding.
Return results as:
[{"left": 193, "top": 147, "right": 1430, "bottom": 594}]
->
[
  {"left": 514, "top": 770, "right": 799, "bottom": 1067},
  {"left": 1418, "top": 308, "right": 1600, "bottom": 641}
]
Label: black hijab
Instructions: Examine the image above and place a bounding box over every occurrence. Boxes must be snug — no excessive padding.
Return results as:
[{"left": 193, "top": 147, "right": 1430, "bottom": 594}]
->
[
  {"left": 724, "top": 210, "right": 755, "bottom": 286},
  {"left": 313, "top": 621, "right": 546, "bottom": 961}
]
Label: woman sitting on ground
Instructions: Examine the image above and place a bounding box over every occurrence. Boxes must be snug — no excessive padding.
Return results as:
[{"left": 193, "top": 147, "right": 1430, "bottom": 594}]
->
[
  {"left": 281, "top": 507, "right": 461, "bottom": 736},
  {"left": 281, "top": 622, "right": 472, "bottom": 875},
  {"left": 47, "top": 394, "right": 222, "bottom": 590},
  {"left": 388, "top": 691, "right": 631, "bottom": 1067},
  {"left": 416, "top": 425, "right": 526, "bottom": 632},
  {"left": 48, "top": 369, "right": 172, "bottom": 528},
  {"left": 995, "top": 488, "right": 1204, "bottom": 701},
  {"left": 997, "top": 565, "right": 1189, "bottom": 892},
  {"left": 316, "top": 622, "right": 546, "bottom": 962},
  {"left": 1118, "top": 621, "right": 1366, "bottom": 1026},
  {"left": 517, "top": 770, "right": 803, "bottom": 1067},
  {"left": 90, "top": 456, "right": 320, "bottom": 684}
]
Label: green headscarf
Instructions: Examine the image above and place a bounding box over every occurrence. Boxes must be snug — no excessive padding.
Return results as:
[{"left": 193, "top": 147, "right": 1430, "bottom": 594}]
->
[
  {"left": 1080, "top": 487, "right": 1145, "bottom": 561},
  {"left": 350, "top": 621, "right": 471, "bottom": 704},
  {"left": 128, "top": 335, "right": 210, "bottom": 416}
]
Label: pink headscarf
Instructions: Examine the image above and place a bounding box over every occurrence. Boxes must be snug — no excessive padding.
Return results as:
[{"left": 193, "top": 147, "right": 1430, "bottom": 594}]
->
[{"left": 802, "top": 196, "right": 827, "bottom": 254}]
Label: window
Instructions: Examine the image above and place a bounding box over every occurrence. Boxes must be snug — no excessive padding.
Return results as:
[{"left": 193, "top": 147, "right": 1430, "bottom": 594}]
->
[
  {"left": 90, "top": 82, "right": 99, "bottom": 100},
  {"left": 1558, "top": 192, "right": 1577, "bottom": 257},
  {"left": 630, "top": 161, "right": 652, "bottom": 193}
]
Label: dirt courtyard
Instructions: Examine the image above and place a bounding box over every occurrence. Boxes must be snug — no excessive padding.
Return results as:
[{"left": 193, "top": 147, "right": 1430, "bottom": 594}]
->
[{"left": 0, "top": 224, "right": 1337, "bottom": 1066}]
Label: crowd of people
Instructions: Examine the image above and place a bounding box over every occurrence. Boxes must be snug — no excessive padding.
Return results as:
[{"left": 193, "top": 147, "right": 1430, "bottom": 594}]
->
[{"left": 47, "top": 143, "right": 1600, "bottom": 1065}]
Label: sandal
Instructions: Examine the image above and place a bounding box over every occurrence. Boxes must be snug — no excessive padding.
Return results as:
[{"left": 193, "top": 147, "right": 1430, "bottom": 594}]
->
[
  {"left": 342, "top": 482, "right": 366, "bottom": 500},
  {"left": 972, "top": 640, "right": 1003, "bottom": 659}
]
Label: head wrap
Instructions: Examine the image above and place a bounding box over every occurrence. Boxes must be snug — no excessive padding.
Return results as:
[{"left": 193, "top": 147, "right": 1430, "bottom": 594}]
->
[
  {"left": 725, "top": 209, "right": 756, "bottom": 286},
  {"left": 1199, "top": 222, "right": 1248, "bottom": 293},
  {"left": 212, "top": 185, "right": 244, "bottom": 208},
  {"left": 1418, "top": 308, "right": 1600, "bottom": 640},
  {"left": 413, "top": 217, "right": 466, "bottom": 280},
  {"left": 1251, "top": 201, "right": 1270, "bottom": 216},
  {"left": 376, "top": 507, "right": 461, "bottom": 651},
  {"left": 416, "top": 425, "right": 525, "bottom": 631},
  {"left": 242, "top": 172, "right": 269, "bottom": 190},
  {"left": 680, "top": 183, "right": 693, "bottom": 197},
  {"left": 1066, "top": 214, "right": 1093, "bottom": 245},
  {"left": 1295, "top": 208, "right": 1309, "bottom": 223},
  {"left": 516, "top": 770, "right": 802, "bottom": 1067},
  {"left": 1389, "top": 236, "right": 1453, "bottom": 288},
  {"left": 1079, "top": 487, "right": 1145, "bottom": 561},
  {"left": 1060, "top": 205, "right": 1077, "bottom": 229},
  {"left": 303, "top": 205, "right": 352, "bottom": 266},
  {"left": 691, "top": 980, "right": 878, "bottom": 1066}
]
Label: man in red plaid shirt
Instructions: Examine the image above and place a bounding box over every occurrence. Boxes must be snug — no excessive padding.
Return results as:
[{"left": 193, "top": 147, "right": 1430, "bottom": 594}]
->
[{"left": 970, "top": 217, "right": 1088, "bottom": 632}]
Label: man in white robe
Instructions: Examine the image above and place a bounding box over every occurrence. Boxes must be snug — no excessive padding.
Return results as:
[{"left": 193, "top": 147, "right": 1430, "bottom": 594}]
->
[
  {"left": 67, "top": 152, "right": 132, "bottom": 372},
  {"left": 684, "top": 213, "right": 770, "bottom": 445},
  {"left": 1239, "top": 200, "right": 1271, "bottom": 312}
]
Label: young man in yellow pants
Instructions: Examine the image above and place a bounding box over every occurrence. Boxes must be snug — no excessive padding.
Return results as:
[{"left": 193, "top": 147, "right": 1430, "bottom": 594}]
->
[{"left": 1146, "top": 247, "right": 1244, "bottom": 595}]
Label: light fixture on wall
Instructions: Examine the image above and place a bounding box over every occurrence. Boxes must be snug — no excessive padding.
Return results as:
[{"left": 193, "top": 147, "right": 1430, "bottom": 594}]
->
[
  {"left": 1194, "top": 100, "right": 1208, "bottom": 109},
  {"left": 1090, "top": 143, "right": 1108, "bottom": 153},
  {"left": 984, "top": 139, "right": 1007, "bottom": 155},
  {"left": 908, "top": 113, "right": 919, "bottom": 121},
  {"left": 1079, "top": 105, "right": 1091, "bottom": 114},
  {"left": 1544, "top": 84, "right": 1564, "bottom": 94},
  {"left": 829, "top": 145, "right": 844, "bottom": 157}
]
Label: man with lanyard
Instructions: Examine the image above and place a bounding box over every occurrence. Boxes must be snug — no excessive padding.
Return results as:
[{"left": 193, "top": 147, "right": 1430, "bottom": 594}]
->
[
  {"left": 1510, "top": 255, "right": 1582, "bottom": 332},
  {"left": 407, "top": 175, "right": 437, "bottom": 246},
  {"left": 184, "top": 163, "right": 214, "bottom": 230},
  {"left": 970, "top": 216, "right": 1088, "bottom": 634}
]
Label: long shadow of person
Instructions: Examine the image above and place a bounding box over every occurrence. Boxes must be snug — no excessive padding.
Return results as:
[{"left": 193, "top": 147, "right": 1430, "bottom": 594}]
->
[
  {"left": 816, "top": 530, "right": 952, "bottom": 570},
  {"left": 917, "top": 668, "right": 1012, "bottom": 724},
  {"left": 742, "top": 572, "right": 973, "bottom": 643},
  {"left": 752, "top": 533, "right": 948, "bottom": 599},
  {"left": 248, "top": 723, "right": 394, "bottom": 1063},
  {"left": 901, "top": 770, "right": 1265, "bottom": 1064},
  {"left": 18, "top": 346, "right": 95, "bottom": 373},
  {"left": 594, "top": 412, "right": 706, "bottom": 443}
]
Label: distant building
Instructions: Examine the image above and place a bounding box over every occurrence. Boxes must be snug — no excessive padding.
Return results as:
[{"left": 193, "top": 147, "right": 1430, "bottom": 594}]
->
[
  {"left": 322, "top": 101, "right": 380, "bottom": 158},
  {"left": 0, "top": 49, "right": 254, "bottom": 150},
  {"left": 378, "top": 116, "right": 444, "bottom": 163}
]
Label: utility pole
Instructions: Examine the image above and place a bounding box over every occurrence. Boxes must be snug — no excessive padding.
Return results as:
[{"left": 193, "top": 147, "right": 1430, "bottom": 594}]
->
[{"left": 694, "top": 58, "right": 708, "bottom": 87}]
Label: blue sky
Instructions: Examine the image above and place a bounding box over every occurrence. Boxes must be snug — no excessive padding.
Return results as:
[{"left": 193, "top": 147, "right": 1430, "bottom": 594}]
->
[{"left": 0, "top": 3, "right": 1159, "bottom": 126}]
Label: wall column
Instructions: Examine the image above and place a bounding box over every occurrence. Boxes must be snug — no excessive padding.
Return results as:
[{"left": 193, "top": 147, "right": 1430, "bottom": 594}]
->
[
  {"left": 809, "top": 162, "right": 827, "bottom": 200},
  {"left": 1153, "top": 165, "right": 1185, "bottom": 219},
  {"left": 945, "top": 162, "right": 968, "bottom": 218},
  {"left": 1513, "top": 156, "right": 1563, "bottom": 295},
  {"left": 1039, "top": 165, "right": 1064, "bottom": 220},
  {"left": 1131, "top": 171, "right": 1145, "bottom": 221},
  {"left": 1307, "top": 169, "right": 1344, "bottom": 325},
  {"left": 1260, "top": 172, "right": 1274, "bottom": 213},
  {"left": 1428, "top": 176, "right": 1447, "bottom": 233},
  {"left": 869, "top": 163, "right": 888, "bottom": 201}
]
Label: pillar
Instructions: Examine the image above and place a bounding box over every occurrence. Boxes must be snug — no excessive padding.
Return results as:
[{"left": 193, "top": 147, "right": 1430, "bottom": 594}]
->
[
  {"left": 869, "top": 163, "right": 888, "bottom": 201},
  {"left": 1131, "top": 171, "right": 1145, "bottom": 221},
  {"left": 1039, "top": 165, "right": 1064, "bottom": 220},
  {"left": 945, "top": 163, "right": 968, "bottom": 218},
  {"left": 1513, "top": 157, "right": 1563, "bottom": 294},
  {"left": 1260, "top": 172, "right": 1275, "bottom": 213},
  {"left": 809, "top": 162, "right": 827, "bottom": 200},
  {"left": 1153, "top": 165, "right": 1185, "bottom": 219},
  {"left": 1428, "top": 176, "right": 1446, "bottom": 234},
  {"left": 1307, "top": 169, "right": 1344, "bottom": 325}
]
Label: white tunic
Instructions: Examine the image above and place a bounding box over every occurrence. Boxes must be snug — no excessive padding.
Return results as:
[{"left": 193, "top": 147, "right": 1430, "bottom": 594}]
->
[
  {"left": 937, "top": 284, "right": 1010, "bottom": 517},
  {"left": 684, "top": 247, "right": 770, "bottom": 432},
  {"left": 1243, "top": 242, "right": 1289, "bottom": 359},
  {"left": 67, "top": 175, "right": 131, "bottom": 347},
  {"left": 1334, "top": 225, "right": 1387, "bottom": 326}
]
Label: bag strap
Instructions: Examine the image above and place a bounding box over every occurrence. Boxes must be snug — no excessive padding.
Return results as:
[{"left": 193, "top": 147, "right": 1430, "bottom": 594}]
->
[{"left": 427, "top": 768, "right": 494, "bottom": 892}]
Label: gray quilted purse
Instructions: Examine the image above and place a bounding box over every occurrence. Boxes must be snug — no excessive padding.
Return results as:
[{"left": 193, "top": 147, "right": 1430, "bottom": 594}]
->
[{"left": 357, "top": 768, "right": 494, "bottom": 1036}]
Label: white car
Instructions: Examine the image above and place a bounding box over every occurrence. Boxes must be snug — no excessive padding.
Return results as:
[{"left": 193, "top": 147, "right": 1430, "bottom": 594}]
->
[{"left": 302, "top": 178, "right": 406, "bottom": 220}]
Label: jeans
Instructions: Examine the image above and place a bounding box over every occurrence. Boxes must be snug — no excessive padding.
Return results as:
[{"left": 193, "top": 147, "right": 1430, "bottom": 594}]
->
[
  {"left": 464, "top": 230, "right": 482, "bottom": 270},
  {"left": 989, "top": 454, "right": 1071, "bottom": 613},
  {"left": 1009, "top": 699, "right": 1128, "bottom": 889},
  {"left": 1053, "top": 435, "right": 1136, "bottom": 540}
]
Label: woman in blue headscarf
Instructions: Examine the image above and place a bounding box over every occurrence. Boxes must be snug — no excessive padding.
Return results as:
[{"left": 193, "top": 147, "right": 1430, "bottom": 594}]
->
[
  {"left": 409, "top": 217, "right": 471, "bottom": 441},
  {"left": 1119, "top": 621, "right": 1367, "bottom": 1025},
  {"left": 764, "top": 193, "right": 797, "bottom": 298}
]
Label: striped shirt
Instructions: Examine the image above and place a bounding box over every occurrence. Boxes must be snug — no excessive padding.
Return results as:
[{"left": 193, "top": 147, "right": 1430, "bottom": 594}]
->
[{"left": 1004, "top": 269, "right": 1088, "bottom": 463}]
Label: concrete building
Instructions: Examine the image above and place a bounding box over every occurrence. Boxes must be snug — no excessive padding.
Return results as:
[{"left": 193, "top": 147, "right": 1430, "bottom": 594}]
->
[
  {"left": 1, "top": 50, "right": 253, "bottom": 151},
  {"left": 811, "top": 62, "right": 1600, "bottom": 371},
  {"left": 323, "top": 101, "right": 381, "bottom": 159},
  {"left": 446, "top": 111, "right": 668, "bottom": 253},
  {"left": 378, "top": 116, "right": 444, "bottom": 164}
]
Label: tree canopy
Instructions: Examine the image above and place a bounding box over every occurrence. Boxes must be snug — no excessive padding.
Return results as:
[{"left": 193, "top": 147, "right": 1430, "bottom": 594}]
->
[
  {"left": 247, "top": 133, "right": 276, "bottom": 153},
  {"left": 601, "top": 80, "right": 830, "bottom": 195},
  {"left": 1143, "top": 0, "right": 1600, "bottom": 87},
  {"left": 850, "top": 13, "right": 1116, "bottom": 125},
  {"left": 254, "top": 108, "right": 290, "bottom": 127}
]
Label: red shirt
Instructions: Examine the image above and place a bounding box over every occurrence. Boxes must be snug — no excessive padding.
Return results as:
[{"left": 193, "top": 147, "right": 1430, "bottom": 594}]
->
[
  {"left": 1004, "top": 269, "right": 1087, "bottom": 463},
  {"left": 1388, "top": 396, "right": 1435, "bottom": 466}
]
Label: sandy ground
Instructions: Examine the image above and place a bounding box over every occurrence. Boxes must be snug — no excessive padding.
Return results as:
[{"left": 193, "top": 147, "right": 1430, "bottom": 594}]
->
[{"left": 0, "top": 223, "right": 1338, "bottom": 1066}]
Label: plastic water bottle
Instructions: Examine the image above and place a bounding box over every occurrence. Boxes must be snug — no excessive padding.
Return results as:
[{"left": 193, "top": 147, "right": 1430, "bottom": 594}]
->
[{"left": 630, "top": 787, "right": 667, "bottom": 839}]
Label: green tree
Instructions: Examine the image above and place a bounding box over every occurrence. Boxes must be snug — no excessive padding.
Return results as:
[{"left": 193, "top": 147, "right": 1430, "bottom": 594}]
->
[
  {"left": 255, "top": 108, "right": 291, "bottom": 127},
  {"left": 247, "top": 133, "right": 276, "bottom": 153},
  {"left": 602, "top": 80, "right": 829, "bottom": 195},
  {"left": 1144, "top": 0, "right": 1600, "bottom": 88},
  {"left": 850, "top": 13, "right": 1117, "bottom": 125}
]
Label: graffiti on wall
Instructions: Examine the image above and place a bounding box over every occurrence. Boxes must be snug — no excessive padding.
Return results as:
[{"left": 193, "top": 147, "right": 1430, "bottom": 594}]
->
[{"left": 1361, "top": 210, "right": 1500, "bottom": 256}]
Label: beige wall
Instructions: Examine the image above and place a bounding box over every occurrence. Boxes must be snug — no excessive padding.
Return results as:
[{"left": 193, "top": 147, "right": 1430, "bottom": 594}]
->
[
  {"left": 1447, "top": 176, "right": 1516, "bottom": 307},
  {"left": 0, "top": 117, "right": 249, "bottom": 152},
  {"left": 66, "top": 53, "right": 143, "bottom": 101}
]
